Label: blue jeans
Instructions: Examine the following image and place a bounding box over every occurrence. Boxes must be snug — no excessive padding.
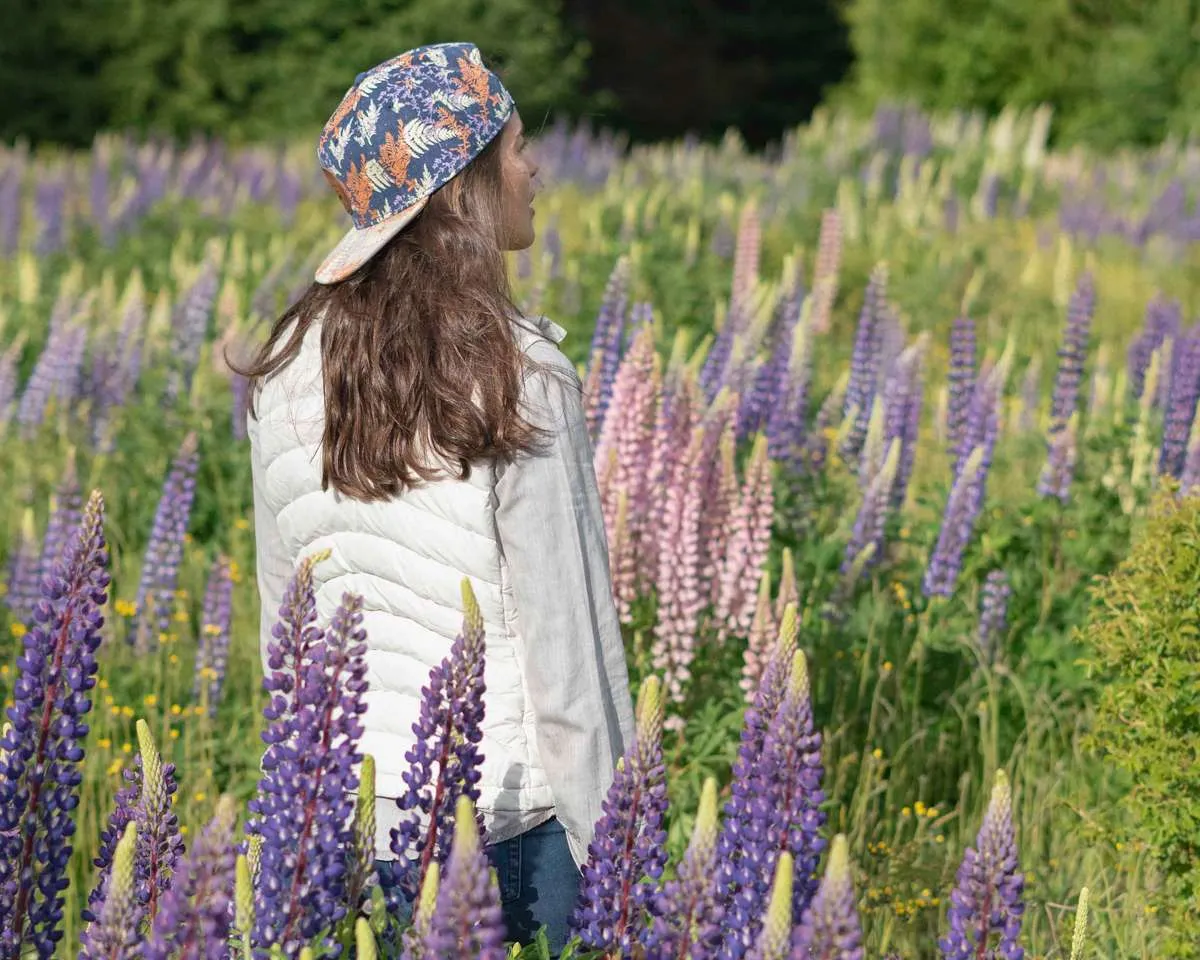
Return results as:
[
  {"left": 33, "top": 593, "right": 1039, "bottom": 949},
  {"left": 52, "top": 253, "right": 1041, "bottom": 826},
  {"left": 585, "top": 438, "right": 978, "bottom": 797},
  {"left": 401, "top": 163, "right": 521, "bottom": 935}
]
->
[{"left": 376, "top": 817, "right": 582, "bottom": 957}]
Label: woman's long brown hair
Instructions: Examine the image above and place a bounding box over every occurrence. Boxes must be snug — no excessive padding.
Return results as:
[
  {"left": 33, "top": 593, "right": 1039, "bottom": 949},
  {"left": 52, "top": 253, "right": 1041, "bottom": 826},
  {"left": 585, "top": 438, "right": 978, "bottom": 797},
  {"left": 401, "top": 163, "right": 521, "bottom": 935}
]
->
[{"left": 231, "top": 133, "right": 558, "bottom": 502}]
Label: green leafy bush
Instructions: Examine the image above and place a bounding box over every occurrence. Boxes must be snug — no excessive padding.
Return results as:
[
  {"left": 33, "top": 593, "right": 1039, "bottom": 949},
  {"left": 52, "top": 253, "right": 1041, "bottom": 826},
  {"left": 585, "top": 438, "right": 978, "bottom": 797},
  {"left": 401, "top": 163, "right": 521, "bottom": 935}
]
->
[{"left": 1081, "top": 490, "right": 1200, "bottom": 957}]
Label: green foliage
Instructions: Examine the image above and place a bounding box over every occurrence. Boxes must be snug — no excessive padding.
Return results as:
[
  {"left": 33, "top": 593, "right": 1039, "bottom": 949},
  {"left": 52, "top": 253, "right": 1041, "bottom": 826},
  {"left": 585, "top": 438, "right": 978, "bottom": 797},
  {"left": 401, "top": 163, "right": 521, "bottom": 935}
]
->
[
  {"left": 4, "top": 0, "right": 588, "bottom": 147},
  {"left": 840, "top": 0, "right": 1200, "bottom": 150},
  {"left": 1081, "top": 490, "right": 1200, "bottom": 957}
]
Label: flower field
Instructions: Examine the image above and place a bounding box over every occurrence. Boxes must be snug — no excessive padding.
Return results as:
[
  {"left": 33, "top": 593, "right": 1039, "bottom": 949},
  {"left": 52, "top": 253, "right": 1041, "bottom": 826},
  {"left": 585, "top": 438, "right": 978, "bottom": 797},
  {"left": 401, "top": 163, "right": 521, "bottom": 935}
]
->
[{"left": 2, "top": 104, "right": 1199, "bottom": 958}]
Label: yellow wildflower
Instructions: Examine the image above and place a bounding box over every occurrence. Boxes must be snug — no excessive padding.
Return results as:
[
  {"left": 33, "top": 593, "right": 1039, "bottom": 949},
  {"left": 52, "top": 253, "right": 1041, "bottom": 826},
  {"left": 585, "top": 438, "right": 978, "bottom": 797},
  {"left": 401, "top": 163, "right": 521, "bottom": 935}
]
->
[
  {"left": 98, "top": 738, "right": 112, "bottom": 750},
  {"left": 121, "top": 742, "right": 132, "bottom": 753},
  {"left": 114, "top": 599, "right": 137, "bottom": 618},
  {"left": 171, "top": 704, "right": 182, "bottom": 716},
  {"left": 235, "top": 517, "right": 250, "bottom": 531},
  {"left": 872, "top": 748, "right": 883, "bottom": 760},
  {"left": 10, "top": 624, "right": 27, "bottom": 639},
  {"left": 169, "top": 729, "right": 180, "bottom": 740},
  {"left": 144, "top": 694, "right": 158, "bottom": 708}
]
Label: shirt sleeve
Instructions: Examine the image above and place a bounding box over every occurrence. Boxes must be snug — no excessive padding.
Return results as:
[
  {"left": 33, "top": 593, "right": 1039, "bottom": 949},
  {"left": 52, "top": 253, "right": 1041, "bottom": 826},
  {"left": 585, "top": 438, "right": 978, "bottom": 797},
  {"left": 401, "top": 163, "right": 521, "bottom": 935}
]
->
[{"left": 494, "top": 346, "right": 637, "bottom": 868}]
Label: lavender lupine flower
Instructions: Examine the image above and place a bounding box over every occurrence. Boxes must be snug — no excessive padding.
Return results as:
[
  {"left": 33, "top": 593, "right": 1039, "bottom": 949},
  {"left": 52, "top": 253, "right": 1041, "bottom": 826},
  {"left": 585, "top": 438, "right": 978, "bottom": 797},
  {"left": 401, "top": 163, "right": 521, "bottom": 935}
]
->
[
  {"left": 1159, "top": 329, "right": 1200, "bottom": 478},
  {"left": 78, "top": 823, "right": 140, "bottom": 960},
  {"left": 0, "top": 336, "right": 23, "bottom": 429},
  {"left": 0, "top": 163, "right": 22, "bottom": 257},
  {"left": 419, "top": 797, "right": 505, "bottom": 960},
  {"left": 948, "top": 317, "right": 977, "bottom": 453},
  {"left": 15, "top": 297, "right": 85, "bottom": 439},
  {"left": 717, "top": 649, "right": 827, "bottom": 960},
  {"left": 939, "top": 771, "right": 1025, "bottom": 960},
  {"left": 163, "top": 262, "right": 220, "bottom": 406},
  {"left": 132, "top": 720, "right": 186, "bottom": 925},
  {"left": 1179, "top": 403, "right": 1200, "bottom": 495},
  {"left": 742, "top": 282, "right": 804, "bottom": 443},
  {"left": 83, "top": 758, "right": 143, "bottom": 924},
  {"left": 37, "top": 463, "right": 82, "bottom": 588},
  {"left": 192, "top": 554, "right": 234, "bottom": 716},
  {"left": 765, "top": 308, "right": 813, "bottom": 469},
  {"left": 840, "top": 440, "right": 900, "bottom": 581},
  {"left": 32, "top": 174, "right": 67, "bottom": 256},
  {"left": 90, "top": 151, "right": 113, "bottom": 247},
  {"left": 570, "top": 675, "right": 669, "bottom": 955},
  {"left": 4, "top": 508, "right": 42, "bottom": 622},
  {"left": 1127, "top": 297, "right": 1180, "bottom": 402},
  {"left": 130, "top": 432, "right": 199, "bottom": 651},
  {"left": 142, "top": 796, "right": 237, "bottom": 960},
  {"left": 1039, "top": 273, "right": 1095, "bottom": 499},
  {"left": 1037, "top": 412, "right": 1079, "bottom": 503},
  {"left": 91, "top": 289, "right": 147, "bottom": 453},
  {"left": 0, "top": 490, "right": 109, "bottom": 959},
  {"left": 978, "top": 571, "right": 1011, "bottom": 662},
  {"left": 645, "top": 777, "right": 724, "bottom": 959},
  {"left": 790, "top": 835, "right": 864, "bottom": 960},
  {"left": 924, "top": 447, "right": 989, "bottom": 598},
  {"left": 841, "top": 265, "right": 888, "bottom": 461},
  {"left": 251, "top": 576, "right": 369, "bottom": 956},
  {"left": 954, "top": 370, "right": 1001, "bottom": 506},
  {"left": 882, "top": 339, "right": 925, "bottom": 510},
  {"left": 387, "top": 581, "right": 487, "bottom": 905},
  {"left": 582, "top": 256, "right": 631, "bottom": 441}
]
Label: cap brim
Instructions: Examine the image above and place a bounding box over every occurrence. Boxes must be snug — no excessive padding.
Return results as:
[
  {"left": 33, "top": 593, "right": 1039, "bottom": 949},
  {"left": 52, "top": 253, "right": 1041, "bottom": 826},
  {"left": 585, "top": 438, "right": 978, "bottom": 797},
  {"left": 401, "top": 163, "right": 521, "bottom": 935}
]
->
[{"left": 314, "top": 196, "right": 429, "bottom": 285}]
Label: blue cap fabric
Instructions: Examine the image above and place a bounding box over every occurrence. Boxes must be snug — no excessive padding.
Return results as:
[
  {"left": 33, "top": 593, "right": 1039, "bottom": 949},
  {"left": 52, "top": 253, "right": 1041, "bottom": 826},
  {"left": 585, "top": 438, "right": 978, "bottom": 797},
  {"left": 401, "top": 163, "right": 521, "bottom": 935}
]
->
[{"left": 314, "top": 42, "right": 515, "bottom": 284}]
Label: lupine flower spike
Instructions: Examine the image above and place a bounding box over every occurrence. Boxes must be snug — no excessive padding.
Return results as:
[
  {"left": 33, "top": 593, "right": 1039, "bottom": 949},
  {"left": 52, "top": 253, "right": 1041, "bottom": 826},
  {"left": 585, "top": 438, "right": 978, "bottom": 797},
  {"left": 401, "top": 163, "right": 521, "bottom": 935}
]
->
[
  {"left": 420, "top": 796, "right": 505, "bottom": 960},
  {"left": 78, "top": 823, "right": 140, "bottom": 960},
  {"left": 389, "top": 579, "right": 488, "bottom": 904},
  {"left": 748, "top": 853, "right": 793, "bottom": 960},
  {"left": 571, "top": 675, "right": 670, "bottom": 955},
  {"left": 790, "top": 835, "right": 864, "bottom": 960},
  {"left": 132, "top": 719, "right": 185, "bottom": 925},
  {"left": 939, "top": 770, "right": 1025, "bottom": 960},
  {"left": 0, "top": 490, "right": 109, "bottom": 959},
  {"left": 646, "top": 776, "right": 724, "bottom": 959}
]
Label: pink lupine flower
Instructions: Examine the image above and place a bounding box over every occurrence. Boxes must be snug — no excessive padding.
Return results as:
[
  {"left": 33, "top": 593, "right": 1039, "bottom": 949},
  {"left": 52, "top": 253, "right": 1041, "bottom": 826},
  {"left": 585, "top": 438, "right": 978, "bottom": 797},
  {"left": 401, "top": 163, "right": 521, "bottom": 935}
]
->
[
  {"left": 651, "top": 425, "right": 708, "bottom": 708},
  {"left": 715, "top": 434, "right": 776, "bottom": 641},
  {"left": 696, "top": 390, "right": 739, "bottom": 594},
  {"left": 741, "top": 569, "right": 777, "bottom": 698},
  {"left": 609, "top": 489, "right": 639, "bottom": 625},
  {"left": 731, "top": 203, "right": 762, "bottom": 325},
  {"left": 644, "top": 371, "right": 701, "bottom": 587},
  {"left": 705, "top": 425, "right": 741, "bottom": 609},
  {"left": 810, "top": 210, "right": 842, "bottom": 335}
]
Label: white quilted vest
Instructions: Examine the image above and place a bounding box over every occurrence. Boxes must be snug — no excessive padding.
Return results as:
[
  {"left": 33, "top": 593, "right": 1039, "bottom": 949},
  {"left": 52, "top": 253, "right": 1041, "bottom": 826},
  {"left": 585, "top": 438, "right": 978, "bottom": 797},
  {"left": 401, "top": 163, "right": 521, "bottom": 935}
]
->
[{"left": 247, "top": 313, "right": 562, "bottom": 853}]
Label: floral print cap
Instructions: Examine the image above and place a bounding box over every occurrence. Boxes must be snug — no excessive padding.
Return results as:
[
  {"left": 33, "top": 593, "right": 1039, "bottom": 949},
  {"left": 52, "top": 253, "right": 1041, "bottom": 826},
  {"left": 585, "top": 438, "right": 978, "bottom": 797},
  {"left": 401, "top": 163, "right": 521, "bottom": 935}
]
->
[{"left": 314, "top": 42, "right": 515, "bottom": 284}]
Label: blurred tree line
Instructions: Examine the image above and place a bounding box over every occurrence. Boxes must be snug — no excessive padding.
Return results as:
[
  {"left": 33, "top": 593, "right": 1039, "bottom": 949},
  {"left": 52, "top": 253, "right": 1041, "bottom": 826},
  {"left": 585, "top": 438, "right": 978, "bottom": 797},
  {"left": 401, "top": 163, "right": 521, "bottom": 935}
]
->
[{"left": 0, "top": 0, "right": 1195, "bottom": 151}]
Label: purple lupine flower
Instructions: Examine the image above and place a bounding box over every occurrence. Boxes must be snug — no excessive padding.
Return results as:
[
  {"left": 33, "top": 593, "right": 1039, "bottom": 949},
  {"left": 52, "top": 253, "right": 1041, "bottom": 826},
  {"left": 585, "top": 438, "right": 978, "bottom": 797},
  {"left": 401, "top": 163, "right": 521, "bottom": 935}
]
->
[
  {"left": 15, "top": 296, "right": 85, "bottom": 439},
  {"left": 1037, "top": 414, "right": 1079, "bottom": 503},
  {"left": 924, "top": 446, "right": 989, "bottom": 598},
  {"left": 764, "top": 314, "right": 814, "bottom": 471},
  {"left": 37, "top": 463, "right": 82, "bottom": 588},
  {"left": 583, "top": 256, "right": 631, "bottom": 441},
  {"left": 32, "top": 174, "right": 67, "bottom": 257},
  {"left": 251, "top": 575, "right": 369, "bottom": 957},
  {"left": 841, "top": 265, "right": 888, "bottom": 461},
  {"left": 4, "top": 508, "right": 42, "bottom": 622},
  {"left": 420, "top": 797, "right": 505, "bottom": 960},
  {"left": 1127, "top": 297, "right": 1180, "bottom": 403},
  {"left": 882, "top": 339, "right": 925, "bottom": 510},
  {"left": 90, "top": 151, "right": 113, "bottom": 247},
  {"left": 0, "top": 162, "right": 22, "bottom": 257},
  {"left": 1159, "top": 328, "right": 1200, "bottom": 478},
  {"left": 645, "top": 777, "right": 724, "bottom": 959},
  {"left": 130, "top": 432, "right": 199, "bottom": 651},
  {"left": 0, "top": 490, "right": 109, "bottom": 959},
  {"left": 954, "top": 369, "right": 1001, "bottom": 506},
  {"left": 91, "top": 289, "right": 147, "bottom": 453},
  {"left": 83, "top": 759, "right": 143, "bottom": 924},
  {"left": 0, "top": 336, "right": 23, "bottom": 428},
  {"left": 1056, "top": 274, "right": 1097, "bottom": 423},
  {"left": 571, "top": 676, "right": 669, "bottom": 954},
  {"left": 840, "top": 439, "right": 900, "bottom": 580},
  {"left": 163, "top": 262, "right": 220, "bottom": 406},
  {"left": 948, "top": 316, "right": 977, "bottom": 452},
  {"left": 131, "top": 719, "right": 186, "bottom": 926},
  {"left": 978, "top": 571, "right": 1011, "bottom": 662},
  {"left": 717, "top": 650, "right": 827, "bottom": 960},
  {"left": 78, "top": 823, "right": 140, "bottom": 960},
  {"left": 192, "top": 554, "right": 234, "bottom": 716},
  {"left": 387, "top": 583, "right": 488, "bottom": 905},
  {"left": 789, "top": 835, "right": 864, "bottom": 960},
  {"left": 939, "top": 771, "right": 1025, "bottom": 960},
  {"left": 143, "top": 796, "right": 237, "bottom": 960}
]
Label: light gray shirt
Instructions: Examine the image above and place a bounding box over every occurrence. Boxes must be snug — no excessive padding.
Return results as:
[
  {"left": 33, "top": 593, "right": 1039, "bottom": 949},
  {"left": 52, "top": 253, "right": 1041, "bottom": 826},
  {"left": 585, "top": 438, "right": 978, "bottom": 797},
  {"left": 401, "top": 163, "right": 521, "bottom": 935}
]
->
[{"left": 494, "top": 314, "right": 636, "bottom": 865}]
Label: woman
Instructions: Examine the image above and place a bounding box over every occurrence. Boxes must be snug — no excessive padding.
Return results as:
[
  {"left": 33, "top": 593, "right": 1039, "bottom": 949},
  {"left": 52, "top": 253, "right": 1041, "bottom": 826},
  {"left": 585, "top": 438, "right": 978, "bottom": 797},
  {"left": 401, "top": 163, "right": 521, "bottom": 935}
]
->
[{"left": 238, "top": 42, "right": 635, "bottom": 954}]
